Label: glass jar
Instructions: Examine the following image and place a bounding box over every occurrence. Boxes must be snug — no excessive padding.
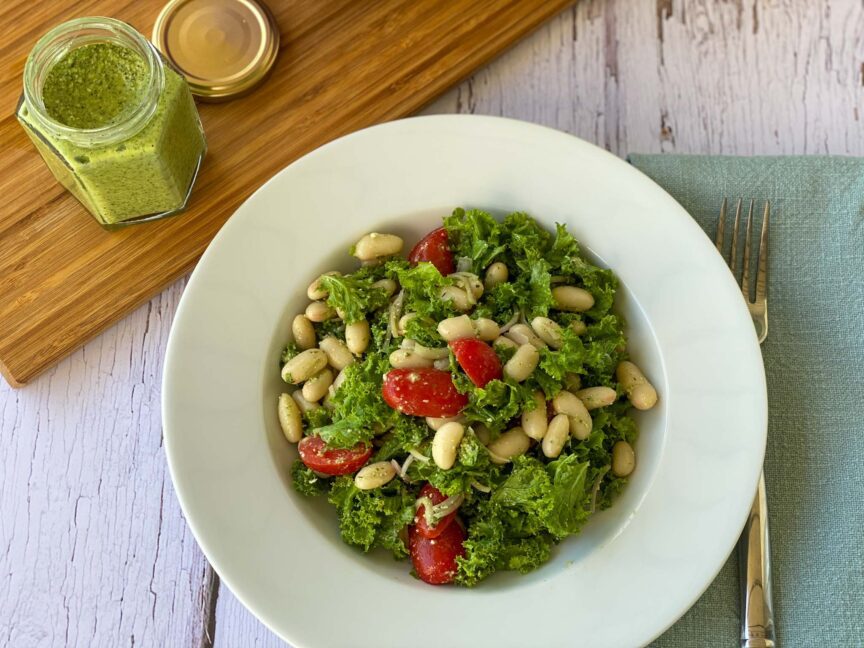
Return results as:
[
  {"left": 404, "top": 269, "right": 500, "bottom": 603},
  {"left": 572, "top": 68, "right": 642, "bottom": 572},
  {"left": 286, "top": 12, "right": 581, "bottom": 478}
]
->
[{"left": 16, "top": 17, "right": 207, "bottom": 229}]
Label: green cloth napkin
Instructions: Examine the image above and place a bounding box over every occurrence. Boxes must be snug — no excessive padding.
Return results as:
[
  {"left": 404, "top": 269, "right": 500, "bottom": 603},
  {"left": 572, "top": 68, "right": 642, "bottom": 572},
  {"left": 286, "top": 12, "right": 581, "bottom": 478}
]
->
[{"left": 627, "top": 155, "right": 864, "bottom": 647}]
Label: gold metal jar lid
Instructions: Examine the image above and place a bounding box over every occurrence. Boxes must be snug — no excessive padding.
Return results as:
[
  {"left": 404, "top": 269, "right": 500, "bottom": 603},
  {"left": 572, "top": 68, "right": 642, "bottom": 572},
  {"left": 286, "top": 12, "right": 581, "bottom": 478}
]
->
[{"left": 152, "top": 0, "right": 279, "bottom": 101}]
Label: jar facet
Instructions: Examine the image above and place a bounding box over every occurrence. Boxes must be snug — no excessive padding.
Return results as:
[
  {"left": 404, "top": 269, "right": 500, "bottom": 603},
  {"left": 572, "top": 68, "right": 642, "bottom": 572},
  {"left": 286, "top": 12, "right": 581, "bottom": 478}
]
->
[{"left": 17, "top": 18, "right": 206, "bottom": 229}]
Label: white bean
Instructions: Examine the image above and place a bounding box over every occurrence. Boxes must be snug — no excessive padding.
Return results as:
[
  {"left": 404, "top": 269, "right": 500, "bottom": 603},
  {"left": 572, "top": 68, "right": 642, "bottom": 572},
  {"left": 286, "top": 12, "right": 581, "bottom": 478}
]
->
[
  {"left": 473, "top": 423, "right": 492, "bottom": 446},
  {"left": 291, "top": 389, "right": 320, "bottom": 414},
  {"left": 397, "top": 313, "right": 417, "bottom": 336},
  {"left": 345, "top": 320, "right": 370, "bottom": 355},
  {"left": 521, "top": 391, "right": 548, "bottom": 440},
  {"left": 612, "top": 441, "right": 636, "bottom": 477},
  {"left": 506, "top": 323, "right": 547, "bottom": 349},
  {"left": 411, "top": 342, "right": 449, "bottom": 360},
  {"left": 464, "top": 274, "right": 484, "bottom": 299},
  {"left": 426, "top": 415, "right": 465, "bottom": 430},
  {"left": 438, "top": 315, "right": 475, "bottom": 341},
  {"left": 552, "top": 286, "right": 595, "bottom": 312},
  {"left": 389, "top": 349, "right": 434, "bottom": 369},
  {"left": 575, "top": 386, "right": 618, "bottom": 410},
  {"left": 493, "top": 335, "right": 518, "bottom": 351},
  {"left": 281, "top": 349, "right": 328, "bottom": 383},
  {"left": 570, "top": 319, "right": 587, "bottom": 335},
  {"left": 302, "top": 367, "right": 334, "bottom": 402},
  {"left": 292, "top": 314, "right": 316, "bottom": 350},
  {"left": 372, "top": 278, "right": 398, "bottom": 296},
  {"left": 552, "top": 390, "right": 593, "bottom": 440},
  {"left": 484, "top": 262, "right": 508, "bottom": 289},
  {"left": 432, "top": 422, "right": 465, "bottom": 470},
  {"left": 564, "top": 373, "right": 582, "bottom": 392},
  {"left": 473, "top": 318, "right": 500, "bottom": 341},
  {"left": 307, "top": 271, "right": 341, "bottom": 300},
  {"left": 616, "top": 361, "right": 658, "bottom": 410},
  {"left": 542, "top": 414, "right": 570, "bottom": 458},
  {"left": 353, "top": 232, "right": 404, "bottom": 261},
  {"left": 487, "top": 427, "right": 532, "bottom": 464},
  {"left": 439, "top": 286, "right": 472, "bottom": 311},
  {"left": 531, "top": 317, "right": 564, "bottom": 349},
  {"left": 330, "top": 369, "right": 348, "bottom": 394},
  {"left": 433, "top": 358, "right": 450, "bottom": 370},
  {"left": 355, "top": 461, "right": 397, "bottom": 489},
  {"left": 319, "top": 336, "right": 355, "bottom": 371},
  {"left": 503, "top": 344, "right": 540, "bottom": 382},
  {"left": 305, "top": 301, "right": 336, "bottom": 322},
  {"left": 277, "top": 393, "right": 303, "bottom": 443}
]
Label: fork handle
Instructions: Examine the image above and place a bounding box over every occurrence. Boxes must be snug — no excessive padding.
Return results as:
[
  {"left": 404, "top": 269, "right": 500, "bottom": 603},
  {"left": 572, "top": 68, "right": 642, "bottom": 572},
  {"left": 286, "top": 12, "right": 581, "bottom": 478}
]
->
[{"left": 738, "top": 472, "right": 776, "bottom": 647}]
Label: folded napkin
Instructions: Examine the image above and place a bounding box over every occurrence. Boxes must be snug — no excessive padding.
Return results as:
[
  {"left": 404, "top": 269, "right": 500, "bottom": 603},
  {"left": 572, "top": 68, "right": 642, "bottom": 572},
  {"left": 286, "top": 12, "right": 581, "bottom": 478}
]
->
[{"left": 627, "top": 155, "right": 864, "bottom": 647}]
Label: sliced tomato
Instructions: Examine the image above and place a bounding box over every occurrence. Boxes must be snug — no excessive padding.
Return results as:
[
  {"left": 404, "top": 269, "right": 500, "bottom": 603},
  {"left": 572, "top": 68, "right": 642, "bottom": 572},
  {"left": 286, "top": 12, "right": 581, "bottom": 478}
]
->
[
  {"left": 414, "top": 484, "right": 458, "bottom": 539},
  {"left": 408, "top": 227, "right": 455, "bottom": 276},
  {"left": 297, "top": 436, "right": 372, "bottom": 476},
  {"left": 409, "top": 517, "right": 466, "bottom": 585},
  {"left": 381, "top": 368, "right": 468, "bottom": 417},
  {"left": 449, "top": 338, "right": 502, "bottom": 387}
]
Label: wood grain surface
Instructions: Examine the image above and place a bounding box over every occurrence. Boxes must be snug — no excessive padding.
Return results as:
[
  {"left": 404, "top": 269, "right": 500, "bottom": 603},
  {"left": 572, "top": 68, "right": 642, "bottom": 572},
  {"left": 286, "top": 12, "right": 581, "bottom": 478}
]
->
[
  {"left": 0, "top": 0, "right": 574, "bottom": 387},
  {"left": 2, "top": 1, "right": 864, "bottom": 647}
]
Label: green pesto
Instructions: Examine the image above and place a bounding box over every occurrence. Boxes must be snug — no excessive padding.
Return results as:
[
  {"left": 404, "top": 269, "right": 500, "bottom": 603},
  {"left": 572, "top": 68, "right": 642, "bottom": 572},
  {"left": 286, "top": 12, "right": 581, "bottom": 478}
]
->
[{"left": 42, "top": 43, "right": 148, "bottom": 129}]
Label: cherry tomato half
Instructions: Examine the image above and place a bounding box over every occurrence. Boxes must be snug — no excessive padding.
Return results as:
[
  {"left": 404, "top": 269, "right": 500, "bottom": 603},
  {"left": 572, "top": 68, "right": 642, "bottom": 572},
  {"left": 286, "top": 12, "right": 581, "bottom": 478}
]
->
[
  {"left": 382, "top": 368, "right": 468, "bottom": 417},
  {"left": 409, "top": 517, "right": 467, "bottom": 585},
  {"left": 297, "top": 436, "right": 372, "bottom": 476},
  {"left": 408, "top": 227, "right": 455, "bottom": 276},
  {"left": 414, "top": 484, "right": 458, "bottom": 539},
  {"left": 449, "top": 338, "right": 502, "bottom": 387}
]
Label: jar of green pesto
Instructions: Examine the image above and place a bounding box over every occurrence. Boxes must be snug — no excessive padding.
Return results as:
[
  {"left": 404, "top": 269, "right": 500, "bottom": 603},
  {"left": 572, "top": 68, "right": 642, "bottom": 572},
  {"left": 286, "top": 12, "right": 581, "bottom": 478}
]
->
[{"left": 17, "top": 17, "right": 206, "bottom": 229}]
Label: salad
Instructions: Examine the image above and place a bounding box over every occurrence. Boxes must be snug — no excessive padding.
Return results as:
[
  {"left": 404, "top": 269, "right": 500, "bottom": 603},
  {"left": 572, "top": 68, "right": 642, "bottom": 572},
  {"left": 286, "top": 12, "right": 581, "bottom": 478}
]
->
[{"left": 278, "top": 209, "right": 658, "bottom": 586}]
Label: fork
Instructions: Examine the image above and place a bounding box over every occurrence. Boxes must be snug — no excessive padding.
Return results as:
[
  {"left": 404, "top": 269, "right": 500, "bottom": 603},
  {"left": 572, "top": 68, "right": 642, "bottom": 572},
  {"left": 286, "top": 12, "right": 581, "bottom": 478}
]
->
[{"left": 716, "top": 198, "right": 775, "bottom": 648}]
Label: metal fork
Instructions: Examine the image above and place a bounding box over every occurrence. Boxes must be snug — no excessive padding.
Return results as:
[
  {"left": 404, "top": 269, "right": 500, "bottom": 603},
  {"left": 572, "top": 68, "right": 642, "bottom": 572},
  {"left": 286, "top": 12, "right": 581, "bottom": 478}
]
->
[{"left": 716, "top": 198, "right": 774, "bottom": 648}]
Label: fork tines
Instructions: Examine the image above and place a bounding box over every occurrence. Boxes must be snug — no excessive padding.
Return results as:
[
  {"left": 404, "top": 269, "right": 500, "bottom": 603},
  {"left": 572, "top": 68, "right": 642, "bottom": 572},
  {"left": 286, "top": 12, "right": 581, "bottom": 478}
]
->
[{"left": 715, "top": 198, "right": 770, "bottom": 303}]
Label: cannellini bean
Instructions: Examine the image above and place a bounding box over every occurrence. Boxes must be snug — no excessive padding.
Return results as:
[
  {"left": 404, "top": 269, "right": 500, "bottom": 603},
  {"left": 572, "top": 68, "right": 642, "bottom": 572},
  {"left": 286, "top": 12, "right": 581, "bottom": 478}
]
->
[
  {"left": 575, "top": 386, "right": 618, "bottom": 410},
  {"left": 484, "top": 262, "right": 508, "bottom": 289},
  {"left": 616, "top": 361, "right": 658, "bottom": 410},
  {"left": 464, "top": 274, "right": 484, "bottom": 299},
  {"left": 506, "top": 324, "right": 547, "bottom": 349},
  {"left": 552, "top": 390, "right": 592, "bottom": 440},
  {"left": 355, "top": 461, "right": 397, "bottom": 489},
  {"left": 570, "top": 319, "right": 588, "bottom": 335},
  {"left": 277, "top": 393, "right": 303, "bottom": 443},
  {"left": 474, "top": 318, "right": 500, "bottom": 341},
  {"left": 612, "top": 441, "right": 636, "bottom": 477},
  {"left": 433, "top": 358, "right": 450, "bottom": 370},
  {"left": 426, "top": 415, "right": 465, "bottom": 430},
  {"left": 389, "top": 349, "right": 434, "bottom": 369},
  {"left": 439, "top": 286, "right": 472, "bottom": 311},
  {"left": 302, "top": 368, "right": 334, "bottom": 402},
  {"left": 531, "top": 317, "right": 564, "bottom": 349},
  {"left": 372, "top": 278, "right": 398, "bottom": 296},
  {"left": 330, "top": 369, "right": 348, "bottom": 394},
  {"left": 521, "top": 391, "right": 548, "bottom": 440},
  {"left": 305, "top": 301, "right": 336, "bottom": 322},
  {"left": 281, "top": 349, "right": 328, "bottom": 383},
  {"left": 438, "top": 314, "right": 475, "bottom": 341},
  {"left": 397, "top": 313, "right": 417, "bottom": 336},
  {"left": 292, "top": 314, "right": 316, "bottom": 350},
  {"left": 542, "top": 414, "right": 570, "bottom": 458},
  {"left": 353, "top": 232, "right": 404, "bottom": 261},
  {"left": 400, "top": 338, "right": 416, "bottom": 350},
  {"left": 432, "top": 422, "right": 465, "bottom": 470},
  {"left": 411, "top": 342, "right": 450, "bottom": 360},
  {"left": 552, "top": 286, "right": 595, "bottom": 312},
  {"left": 503, "top": 344, "right": 540, "bottom": 382},
  {"left": 291, "top": 389, "right": 320, "bottom": 414},
  {"left": 345, "top": 320, "right": 370, "bottom": 355},
  {"left": 564, "top": 373, "right": 582, "bottom": 392},
  {"left": 319, "top": 336, "right": 355, "bottom": 371},
  {"left": 487, "top": 426, "right": 531, "bottom": 464},
  {"left": 306, "top": 271, "right": 341, "bottom": 300},
  {"left": 473, "top": 423, "right": 492, "bottom": 446},
  {"left": 493, "top": 335, "right": 518, "bottom": 351}
]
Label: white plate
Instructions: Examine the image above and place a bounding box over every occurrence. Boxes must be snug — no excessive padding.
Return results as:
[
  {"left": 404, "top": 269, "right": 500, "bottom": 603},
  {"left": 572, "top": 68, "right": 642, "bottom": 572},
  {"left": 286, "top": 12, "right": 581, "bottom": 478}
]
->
[{"left": 162, "top": 116, "right": 766, "bottom": 648}]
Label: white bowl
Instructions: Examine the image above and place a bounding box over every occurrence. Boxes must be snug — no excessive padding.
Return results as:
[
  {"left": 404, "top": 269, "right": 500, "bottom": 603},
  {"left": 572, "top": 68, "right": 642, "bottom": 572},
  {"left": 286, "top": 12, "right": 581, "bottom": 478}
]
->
[{"left": 162, "top": 115, "right": 766, "bottom": 648}]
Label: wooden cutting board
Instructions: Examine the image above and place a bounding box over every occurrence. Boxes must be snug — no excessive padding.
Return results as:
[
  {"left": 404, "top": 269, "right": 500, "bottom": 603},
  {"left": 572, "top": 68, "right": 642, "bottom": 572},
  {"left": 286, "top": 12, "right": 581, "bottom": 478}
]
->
[{"left": 0, "top": 0, "right": 575, "bottom": 387}]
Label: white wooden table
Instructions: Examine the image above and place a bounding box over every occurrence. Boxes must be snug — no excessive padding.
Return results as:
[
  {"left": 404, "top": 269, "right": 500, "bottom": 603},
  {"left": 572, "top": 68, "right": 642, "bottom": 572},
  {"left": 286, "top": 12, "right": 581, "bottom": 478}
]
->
[{"left": 3, "top": 1, "right": 863, "bottom": 646}]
